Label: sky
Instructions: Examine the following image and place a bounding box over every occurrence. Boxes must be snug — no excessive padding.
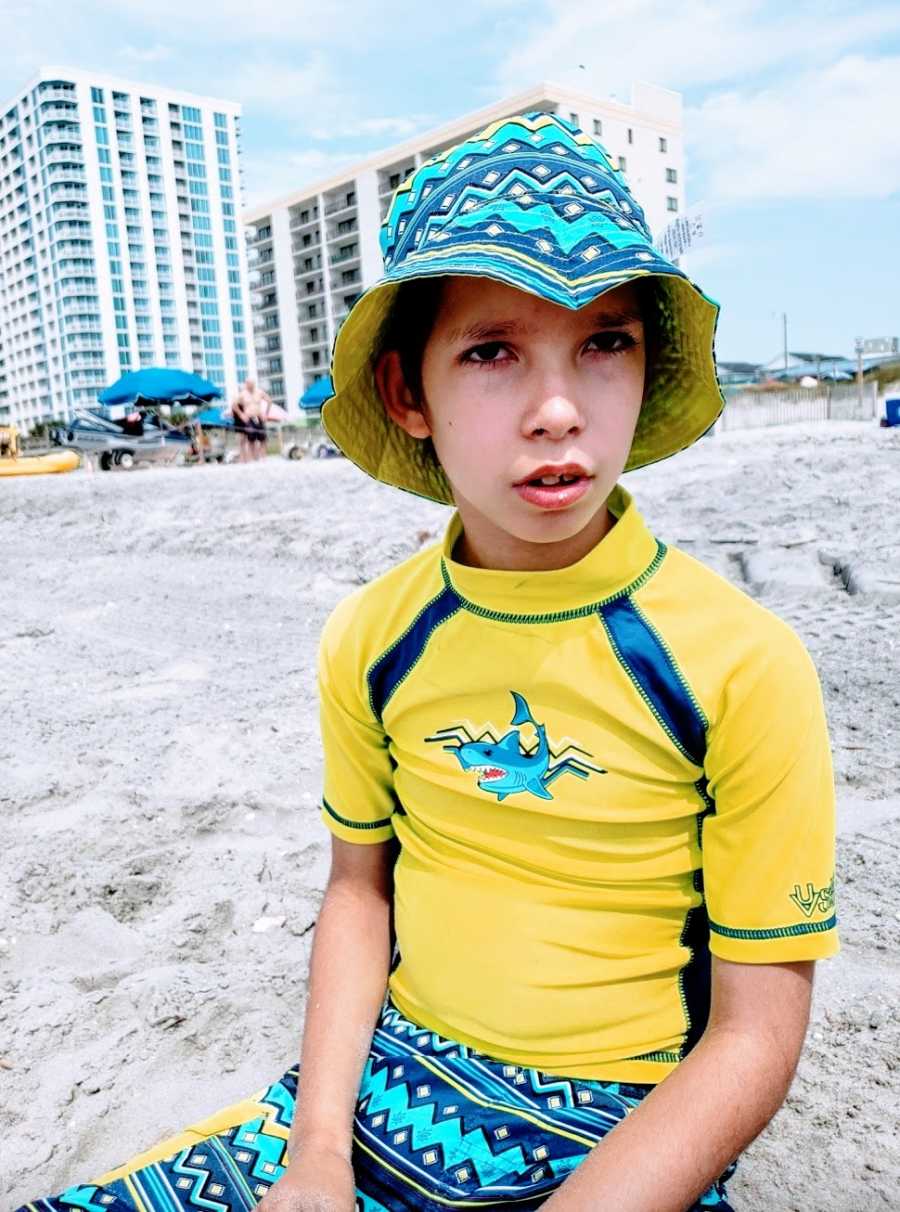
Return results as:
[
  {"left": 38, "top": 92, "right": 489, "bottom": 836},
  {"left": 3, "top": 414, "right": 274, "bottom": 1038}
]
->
[{"left": 2, "top": 0, "right": 899, "bottom": 362}]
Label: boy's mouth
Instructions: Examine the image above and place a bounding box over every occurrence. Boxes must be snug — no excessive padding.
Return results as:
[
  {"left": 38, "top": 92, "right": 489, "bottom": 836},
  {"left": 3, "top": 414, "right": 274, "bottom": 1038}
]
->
[{"left": 514, "top": 464, "right": 592, "bottom": 510}]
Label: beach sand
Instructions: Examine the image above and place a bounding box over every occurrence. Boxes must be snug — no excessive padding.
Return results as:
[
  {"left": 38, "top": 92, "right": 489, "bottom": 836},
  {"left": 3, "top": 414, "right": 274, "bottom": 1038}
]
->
[{"left": 2, "top": 419, "right": 898, "bottom": 1210}]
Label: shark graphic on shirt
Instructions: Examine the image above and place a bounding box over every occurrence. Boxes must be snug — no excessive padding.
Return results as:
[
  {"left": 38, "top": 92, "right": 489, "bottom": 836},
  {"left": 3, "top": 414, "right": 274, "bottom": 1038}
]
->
[{"left": 428, "top": 691, "right": 606, "bottom": 802}]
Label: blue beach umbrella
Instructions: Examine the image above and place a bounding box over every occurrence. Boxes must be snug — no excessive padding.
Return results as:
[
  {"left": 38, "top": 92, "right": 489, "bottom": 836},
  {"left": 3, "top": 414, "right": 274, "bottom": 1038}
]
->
[
  {"left": 195, "top": 405, "right": 235, "bottom": 428},
  {"left": 299, "top": 375, "right": 334, "bottom": 410},
  {"left": 99, "top": 367, "right": 223, "bottom": 407}
]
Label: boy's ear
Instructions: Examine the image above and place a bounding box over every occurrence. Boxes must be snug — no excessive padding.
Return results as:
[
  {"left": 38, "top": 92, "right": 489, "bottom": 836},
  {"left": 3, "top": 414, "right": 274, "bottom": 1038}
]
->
[{"left": 374, "top": 350, "right": 432, "bottom": 440}]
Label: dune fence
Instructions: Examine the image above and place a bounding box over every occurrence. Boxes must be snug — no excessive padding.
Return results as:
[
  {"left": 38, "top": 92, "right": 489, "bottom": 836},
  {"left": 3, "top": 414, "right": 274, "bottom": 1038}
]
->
[{"left": 718, "top": 382, "right": 881, "bottom": 432}]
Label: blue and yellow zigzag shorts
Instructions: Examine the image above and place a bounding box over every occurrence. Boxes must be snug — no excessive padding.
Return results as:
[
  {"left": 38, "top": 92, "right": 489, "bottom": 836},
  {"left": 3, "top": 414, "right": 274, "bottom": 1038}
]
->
[{"left": 20, "top": 996, "right": 737, "bottom": 1210}]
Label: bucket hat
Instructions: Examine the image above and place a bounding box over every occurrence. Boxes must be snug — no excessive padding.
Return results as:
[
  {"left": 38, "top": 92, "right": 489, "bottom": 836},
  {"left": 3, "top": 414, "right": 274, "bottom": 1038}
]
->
[{"left": 323, "top": 111, "right": 722, "bottom": 504}]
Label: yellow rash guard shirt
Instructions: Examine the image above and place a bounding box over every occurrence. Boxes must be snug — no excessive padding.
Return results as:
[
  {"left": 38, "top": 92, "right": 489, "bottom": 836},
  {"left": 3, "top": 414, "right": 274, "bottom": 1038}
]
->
[{"left": 317, "top": 485, "right": 838, "bottom": 1083}]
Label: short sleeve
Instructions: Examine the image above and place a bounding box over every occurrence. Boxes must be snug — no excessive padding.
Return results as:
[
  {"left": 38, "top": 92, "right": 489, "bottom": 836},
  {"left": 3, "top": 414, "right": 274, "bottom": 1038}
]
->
[
  {"left": 317, "top": 602, "right": 397, "bottom": 845},
  {"left": 702, "top": 623, "right": 839, "bottom": 963}
]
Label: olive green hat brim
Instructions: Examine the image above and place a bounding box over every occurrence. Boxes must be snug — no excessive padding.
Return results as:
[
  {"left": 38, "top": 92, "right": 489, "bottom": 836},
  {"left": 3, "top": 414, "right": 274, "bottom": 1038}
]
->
[{"left": 323, "top": 265, "right": 723, "bottom": 506}]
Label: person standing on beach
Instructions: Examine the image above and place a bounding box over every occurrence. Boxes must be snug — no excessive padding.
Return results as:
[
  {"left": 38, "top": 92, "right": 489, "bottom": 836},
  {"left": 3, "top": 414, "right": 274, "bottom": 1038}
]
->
[
  {"left": 231, "top": 378, "right": 272, "bottom": 463},
  {"left": 23, "top": 114, "right": 838, "bottom": 1212}
]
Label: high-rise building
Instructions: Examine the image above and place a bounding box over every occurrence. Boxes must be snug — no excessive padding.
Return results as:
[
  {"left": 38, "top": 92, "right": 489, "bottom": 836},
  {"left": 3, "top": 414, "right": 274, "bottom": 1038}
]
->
[
  {"left": 0, "top": 67, "right": 255, "bottom": 430},
  {"left": 243, "top": 81, "right": 685, "bottom": 414}
]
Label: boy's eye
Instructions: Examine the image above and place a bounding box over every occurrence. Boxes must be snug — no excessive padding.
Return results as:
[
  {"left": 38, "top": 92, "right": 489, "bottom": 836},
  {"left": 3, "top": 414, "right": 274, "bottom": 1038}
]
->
[
  {"left": 461, "top": 342, "right": 511, "bottom": 364},
  {"left": 585, "top": 331, "right": 637, "bottom": 354}
]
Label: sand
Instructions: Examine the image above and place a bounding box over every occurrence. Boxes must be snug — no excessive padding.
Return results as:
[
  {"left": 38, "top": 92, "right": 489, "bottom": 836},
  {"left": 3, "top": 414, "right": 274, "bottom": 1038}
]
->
[{"left": 2, "top": 419, "right": 899, "bottom": 1211}]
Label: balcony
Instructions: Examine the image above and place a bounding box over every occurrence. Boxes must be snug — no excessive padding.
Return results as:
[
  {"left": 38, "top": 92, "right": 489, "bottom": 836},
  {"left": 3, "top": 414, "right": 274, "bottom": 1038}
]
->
[
  {"left": 295, "top": 285, "right": 325, "bottom": 305},
  {"left": 59, "top": 289, "right": 99, "bottom": 305},
  {"left": 49, "top": 185, "right": 88, "bottom": 203},
  {"left": 44, "top": 147, "right": 84, "bottom": 167},
  {"left": 326, "top": 222, "right": 358, "bottom": 244},
  {"left": 47, "top": 165, "right": 87, "bottom": 184},
  {"left": 39, "top": 104, "right": 78, "bottom": 121},
  {"left": 289, "top": 211, "right": 320, "bottom": 232},
  {"left": 48, "top": 205, "right": 89, "bottom": 223},
  {"left": 323, "top": 195, "right": 356, "bottom": 217},
  {"left": 42, "top": 127, "right": 81, "bottom": 148},
  {"left": 330, "top": 249, "right": 359, "bottom": 266},
  {"left": 38, "top": 87, "right": 77, "bottom": 105}
]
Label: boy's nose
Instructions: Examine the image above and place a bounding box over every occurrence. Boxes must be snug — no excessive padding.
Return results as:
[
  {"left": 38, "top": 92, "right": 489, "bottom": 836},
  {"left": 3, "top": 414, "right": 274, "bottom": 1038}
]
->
[{"left": 522, "top": 390, "right": 584, "bottom": 440}]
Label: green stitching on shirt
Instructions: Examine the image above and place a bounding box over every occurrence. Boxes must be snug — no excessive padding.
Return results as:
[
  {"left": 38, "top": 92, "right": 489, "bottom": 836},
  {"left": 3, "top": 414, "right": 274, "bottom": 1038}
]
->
[
  {"left": 597, "top": 608, "right": 696, "bottom": 763},
  {"left": 709, "top": 915, "right": 837, "bottom": 940},
  {"left": 365, "top": 586, "right": 462, "bottom": 718},
  {"left": 439, "top": 540, "right": 667, "bottom": 623},
  {"left": 322, "top": 798, "right": 393, "bottom": 831},
  {"left": 623, "top": 1048, "right": 683, "bottom": 1065}
]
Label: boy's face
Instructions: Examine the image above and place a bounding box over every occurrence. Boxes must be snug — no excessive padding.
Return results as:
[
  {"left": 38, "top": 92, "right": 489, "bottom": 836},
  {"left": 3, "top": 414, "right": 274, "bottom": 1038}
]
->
[{"left": 380, "top": 276, "right": 646, "bottom": 565}]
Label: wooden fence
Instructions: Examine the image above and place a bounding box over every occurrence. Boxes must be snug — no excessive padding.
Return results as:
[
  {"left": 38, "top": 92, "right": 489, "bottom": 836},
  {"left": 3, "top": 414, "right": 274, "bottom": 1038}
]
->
[{"left": 718, "top": 383, "right": 880, "bottom": 432}]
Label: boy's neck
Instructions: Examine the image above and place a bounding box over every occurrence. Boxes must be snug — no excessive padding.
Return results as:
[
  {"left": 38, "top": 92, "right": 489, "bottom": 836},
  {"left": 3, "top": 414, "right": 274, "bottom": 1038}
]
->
[{"left": 452, "top": 499, "right": 617, "bottom": 572}]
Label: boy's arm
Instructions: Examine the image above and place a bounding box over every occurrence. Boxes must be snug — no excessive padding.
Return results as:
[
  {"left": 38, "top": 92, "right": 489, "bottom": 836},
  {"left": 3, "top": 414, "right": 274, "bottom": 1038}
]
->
[
  {"left": 286, "top": 834, "right": 397, "bottom": 1166},
  {"left": 543, "top": 956, "right": 814, "bottom": 1211}
]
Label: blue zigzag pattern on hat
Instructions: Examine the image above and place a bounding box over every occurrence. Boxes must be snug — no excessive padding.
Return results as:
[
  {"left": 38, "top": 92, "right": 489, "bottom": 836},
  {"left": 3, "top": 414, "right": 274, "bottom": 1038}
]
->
[{"left": 382, "top": 112, "right": 654, "bottom": 277}]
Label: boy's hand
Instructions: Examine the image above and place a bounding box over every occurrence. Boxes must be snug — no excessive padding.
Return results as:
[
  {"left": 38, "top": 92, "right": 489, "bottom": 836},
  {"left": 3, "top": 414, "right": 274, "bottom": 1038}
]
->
[{"left": 256, "top": 1148, "right": 356, "bottom": 1211}]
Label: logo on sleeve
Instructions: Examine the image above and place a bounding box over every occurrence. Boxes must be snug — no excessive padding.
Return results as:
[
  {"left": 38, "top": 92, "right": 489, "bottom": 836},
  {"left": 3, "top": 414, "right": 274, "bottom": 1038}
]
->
[
  {"left": 426, "top": 691, "right": 606, "bottom": 802},
  {"left": 789, "top": 877, "right": 835, "bottom": 918}
]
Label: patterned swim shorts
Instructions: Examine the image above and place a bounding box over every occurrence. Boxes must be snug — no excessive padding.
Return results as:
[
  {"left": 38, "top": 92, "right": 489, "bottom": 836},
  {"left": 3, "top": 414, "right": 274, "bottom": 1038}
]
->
[{"left": 19, "top": 996, "right": 737, "bottom": 1210}]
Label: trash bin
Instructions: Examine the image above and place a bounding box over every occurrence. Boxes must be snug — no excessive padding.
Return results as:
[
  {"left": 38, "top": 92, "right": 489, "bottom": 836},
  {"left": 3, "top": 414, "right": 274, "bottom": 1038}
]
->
[{"left": 885, "top": 399, "right": 900, "bottom": 427}]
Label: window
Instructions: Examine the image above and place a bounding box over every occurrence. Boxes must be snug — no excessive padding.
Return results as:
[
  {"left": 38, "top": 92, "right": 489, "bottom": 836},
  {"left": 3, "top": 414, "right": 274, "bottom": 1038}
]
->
[
  {"left": 186, "top": 142, "right": 204, "bottom": 161},
  {"left": 666, "top": 167, "right": 678, "bottom": 184},
  {"left": 91, "top": 87, "right": 104, "bottom": 103},
  {"left": 184, "top": 123, "right": 203, "bottom": 141},
  {"left": 214, "top": 112, "right": 227, "bottom": 129},
  {"left": 658, "top": 136, "right": 667, "bottom": 153},
  {"left": 92, "top": 105, "right": 105, "bottom": 123},
  {"left": 666, "top": 196, "right": 678, "bottom": 212},
  {"left": 183, "top": 106, "right": 201, "bottom": 122},
  {"left": 217, "top": 146, "right": 230, "bottom": 165},
  {"left": 593, "top": 119, "right": 602, "bottom": 136},
  {"left": 388, "top": 173, "right": 400, "bottom": 189},
  {"left": 215, "top": 129, "right": 228, "bottom": 146},
  {"left": 569, "top": 111, "right": 578, "bottom": 125},
  {"left": 617, "top": 156, "right": 627, "bottom": 172},
  {"left": 627, "top": 128, "right": 633, "bottom": 144}
]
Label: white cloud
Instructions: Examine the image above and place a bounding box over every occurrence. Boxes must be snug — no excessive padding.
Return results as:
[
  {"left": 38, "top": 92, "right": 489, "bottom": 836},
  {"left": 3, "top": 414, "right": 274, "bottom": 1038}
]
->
[
  {"left": 242, "top": 148, "right": 358, "bottom": 210},
  {"left": 232, "top": 56, "right": 339, "bottom": 114},
  {"left": 90, "top": 0, "right": 376, "bottom": 44},
  {"left": 495, "top": 0, "right": 900, "bottom": 96},
  {"left": 120, "top": 43, "right": 172, "bottom": 63},
  {"left": 691, "top": 54, "right": 900, "bottom": 201}
]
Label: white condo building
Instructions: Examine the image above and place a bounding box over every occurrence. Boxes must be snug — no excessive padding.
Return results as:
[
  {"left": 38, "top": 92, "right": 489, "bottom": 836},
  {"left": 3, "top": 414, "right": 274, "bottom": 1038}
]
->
[
  {"left": 244, "top": 81, "right": 686, "bottom": 414},
  {"left": 0, "top": 67, "right": 254, "bottom": 430}
]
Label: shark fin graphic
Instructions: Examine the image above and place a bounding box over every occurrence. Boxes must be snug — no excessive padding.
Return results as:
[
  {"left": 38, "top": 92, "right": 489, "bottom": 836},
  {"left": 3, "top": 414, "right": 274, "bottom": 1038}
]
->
[
  {"left": 496, "top": 729, "right": 521, "bottom": 752},
  {"left": 527, "top": 779, "right": 554, "bottom": 801},
  {"left": 510, "top": 691, "right": 536, "bottom": 728}
]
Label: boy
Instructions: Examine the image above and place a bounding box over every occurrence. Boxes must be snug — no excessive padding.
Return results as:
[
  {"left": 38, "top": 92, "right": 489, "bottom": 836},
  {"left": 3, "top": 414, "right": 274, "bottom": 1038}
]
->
[{"left": 23, "top": 113, "right": 837, "bottom": 1212}]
